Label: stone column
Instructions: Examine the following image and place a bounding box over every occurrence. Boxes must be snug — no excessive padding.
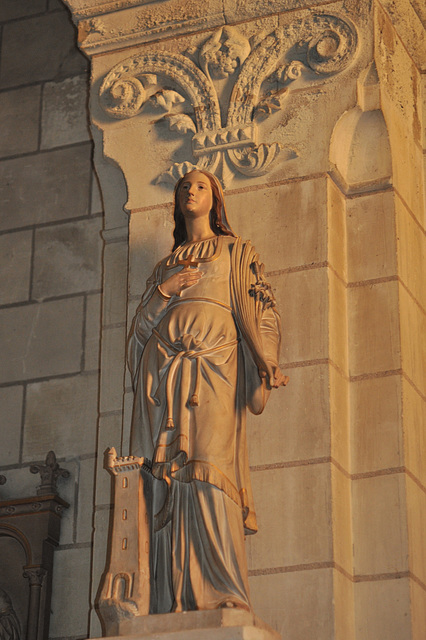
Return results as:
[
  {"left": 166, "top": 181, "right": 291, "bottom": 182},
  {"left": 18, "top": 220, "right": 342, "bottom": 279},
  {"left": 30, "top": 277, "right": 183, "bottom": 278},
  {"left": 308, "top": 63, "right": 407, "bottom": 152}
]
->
[
  {"left": 62, "top": 1, "right": 425, "bottom": 638},
  {"left": 23, "top": 567, "right": 47, "bottom": 640}
]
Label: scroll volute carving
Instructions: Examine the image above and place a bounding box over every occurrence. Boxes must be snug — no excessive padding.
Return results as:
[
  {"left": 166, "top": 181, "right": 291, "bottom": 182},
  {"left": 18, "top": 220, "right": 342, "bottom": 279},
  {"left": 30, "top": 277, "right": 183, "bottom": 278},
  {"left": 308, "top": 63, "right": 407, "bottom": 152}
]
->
[{"left": 99, "top": 14, "right": 358, "bottom": 188}]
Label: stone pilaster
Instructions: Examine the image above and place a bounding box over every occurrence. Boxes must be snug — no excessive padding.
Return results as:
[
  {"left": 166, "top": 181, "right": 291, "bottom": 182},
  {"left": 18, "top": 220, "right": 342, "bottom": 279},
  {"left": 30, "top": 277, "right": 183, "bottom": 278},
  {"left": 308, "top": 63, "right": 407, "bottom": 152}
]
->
[{"left": 374, "top": 2, "right": 426, "bottom": 639}]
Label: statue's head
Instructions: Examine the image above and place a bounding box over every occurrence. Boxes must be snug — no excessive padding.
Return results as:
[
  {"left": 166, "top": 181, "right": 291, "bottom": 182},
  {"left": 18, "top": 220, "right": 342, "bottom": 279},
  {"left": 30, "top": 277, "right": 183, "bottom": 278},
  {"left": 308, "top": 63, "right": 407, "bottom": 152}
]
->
[{"left": 172, "top": 170, "right": 235, "bottom": 249}]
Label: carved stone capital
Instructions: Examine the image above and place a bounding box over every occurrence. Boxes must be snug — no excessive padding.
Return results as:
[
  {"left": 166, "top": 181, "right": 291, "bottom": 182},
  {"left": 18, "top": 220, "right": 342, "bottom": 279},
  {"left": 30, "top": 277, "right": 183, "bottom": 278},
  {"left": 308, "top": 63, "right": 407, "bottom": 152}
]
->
[
  {"left": 23, "top": 567, "right": 47, "bottom": 587},
  {"left": 98, "top": 15, "right": 358, "bottom": 188}
]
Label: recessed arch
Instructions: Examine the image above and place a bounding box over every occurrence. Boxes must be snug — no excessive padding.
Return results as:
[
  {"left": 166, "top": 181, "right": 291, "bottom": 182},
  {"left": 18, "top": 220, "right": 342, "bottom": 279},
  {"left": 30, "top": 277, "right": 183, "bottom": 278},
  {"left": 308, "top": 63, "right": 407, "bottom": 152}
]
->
[{"left": 0, "top": 524, "right": 32, "bottom": 566}]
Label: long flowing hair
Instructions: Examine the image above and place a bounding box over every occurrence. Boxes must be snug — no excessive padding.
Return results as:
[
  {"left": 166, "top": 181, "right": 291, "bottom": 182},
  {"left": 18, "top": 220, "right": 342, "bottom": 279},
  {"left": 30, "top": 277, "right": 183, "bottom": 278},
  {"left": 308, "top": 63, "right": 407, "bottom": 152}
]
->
[{"left": 172, "top": 170, "right": 235, "bottom": 250}]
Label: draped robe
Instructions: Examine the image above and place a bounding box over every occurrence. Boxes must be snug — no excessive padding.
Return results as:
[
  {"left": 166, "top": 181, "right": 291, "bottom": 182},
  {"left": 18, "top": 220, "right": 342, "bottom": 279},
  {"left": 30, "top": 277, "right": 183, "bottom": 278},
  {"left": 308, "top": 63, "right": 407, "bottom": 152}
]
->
[{"left": 128, "top": 235, "right": 281, "bottom": 613}]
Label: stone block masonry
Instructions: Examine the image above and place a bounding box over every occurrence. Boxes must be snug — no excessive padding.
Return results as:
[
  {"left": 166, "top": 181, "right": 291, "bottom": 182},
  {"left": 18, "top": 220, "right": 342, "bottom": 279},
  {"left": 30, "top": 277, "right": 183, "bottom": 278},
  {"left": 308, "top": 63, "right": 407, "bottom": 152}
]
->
[
  {"left": 0, "top": 0, "right": 424, "bottom": 639},
  {"left": 0, "top": 3, "right": 101, "bottom": 640},
  {"left": 0, "top": 145, "right": 93, "bottom": 230}
]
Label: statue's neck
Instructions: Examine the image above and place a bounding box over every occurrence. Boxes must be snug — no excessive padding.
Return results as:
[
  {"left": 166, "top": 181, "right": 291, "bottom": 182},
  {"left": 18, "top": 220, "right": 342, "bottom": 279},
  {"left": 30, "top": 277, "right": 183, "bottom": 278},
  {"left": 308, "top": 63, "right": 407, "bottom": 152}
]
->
[{"left": 185, "top": 216, "right": 212, "bottom": 242}]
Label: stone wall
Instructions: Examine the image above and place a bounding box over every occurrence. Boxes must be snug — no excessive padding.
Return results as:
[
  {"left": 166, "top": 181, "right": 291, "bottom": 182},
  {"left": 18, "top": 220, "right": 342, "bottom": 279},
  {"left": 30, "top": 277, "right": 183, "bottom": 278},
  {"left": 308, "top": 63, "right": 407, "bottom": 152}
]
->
[
  {"left": 0, "top": 2, "right": 101, "bottom": 638},
  {"left": 0, "top": 0, "right": 424, "bottom": 639}
]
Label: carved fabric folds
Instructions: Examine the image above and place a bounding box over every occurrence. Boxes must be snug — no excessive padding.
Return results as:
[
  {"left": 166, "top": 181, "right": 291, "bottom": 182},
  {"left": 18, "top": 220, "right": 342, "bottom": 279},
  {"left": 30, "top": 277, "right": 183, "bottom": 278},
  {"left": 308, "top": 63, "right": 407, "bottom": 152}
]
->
[{"left": 128, "top": 236, "right": 281, "bottom": 612}]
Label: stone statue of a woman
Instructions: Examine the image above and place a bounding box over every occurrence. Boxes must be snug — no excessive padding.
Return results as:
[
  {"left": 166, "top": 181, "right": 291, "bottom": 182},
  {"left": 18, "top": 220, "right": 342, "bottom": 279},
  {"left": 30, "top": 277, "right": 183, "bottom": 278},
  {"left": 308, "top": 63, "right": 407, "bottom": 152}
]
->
[
  {"left": 0, "top": 589, "right": 20, "bottom": 640},
  {"left": 128, "top": 170, "right": 288, "bottom": 614}
]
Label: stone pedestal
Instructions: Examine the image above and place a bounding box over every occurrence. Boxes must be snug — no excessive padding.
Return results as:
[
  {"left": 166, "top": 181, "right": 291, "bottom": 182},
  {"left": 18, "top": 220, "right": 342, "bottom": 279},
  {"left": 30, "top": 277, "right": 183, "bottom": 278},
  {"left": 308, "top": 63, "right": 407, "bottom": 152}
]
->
[{"left": 99, "top": 609, "right": 280, "bottom": 640}]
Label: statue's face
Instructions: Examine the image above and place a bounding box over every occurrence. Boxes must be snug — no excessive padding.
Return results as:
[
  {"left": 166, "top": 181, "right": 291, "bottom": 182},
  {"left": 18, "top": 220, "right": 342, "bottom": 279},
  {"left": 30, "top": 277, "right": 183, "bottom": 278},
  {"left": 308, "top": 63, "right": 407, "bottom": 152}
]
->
[{"left": 178, "top": 171, "right": 213, "bottom": 220}]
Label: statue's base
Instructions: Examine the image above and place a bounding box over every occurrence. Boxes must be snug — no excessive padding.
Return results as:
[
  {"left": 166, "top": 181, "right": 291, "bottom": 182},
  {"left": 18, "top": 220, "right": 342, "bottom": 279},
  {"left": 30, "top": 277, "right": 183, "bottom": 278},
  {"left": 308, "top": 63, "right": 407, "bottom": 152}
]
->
[{"left": 101, "top": 609, "right": 281, "bottom": 640}]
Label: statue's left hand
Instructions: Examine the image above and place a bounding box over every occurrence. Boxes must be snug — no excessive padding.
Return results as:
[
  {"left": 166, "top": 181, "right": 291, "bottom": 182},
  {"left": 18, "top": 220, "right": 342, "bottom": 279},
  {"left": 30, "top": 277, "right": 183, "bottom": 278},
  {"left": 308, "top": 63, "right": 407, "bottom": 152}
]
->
[{"left": 260, "top": 366, "right": 289, "bottom": 389}]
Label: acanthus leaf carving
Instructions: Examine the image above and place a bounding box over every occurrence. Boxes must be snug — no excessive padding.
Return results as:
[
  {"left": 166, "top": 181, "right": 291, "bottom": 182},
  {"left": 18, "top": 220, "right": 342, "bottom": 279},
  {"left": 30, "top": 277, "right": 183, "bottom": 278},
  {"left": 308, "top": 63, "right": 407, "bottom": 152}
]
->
[
  {"left": 167, "top": 114, "right": 197, "bottom": 135},
  {"left": 154, "top": 161, "right": 200, "bottom": 186},
  {"left": 254, "top": 89, "right": 289, "bottom": 120},
  {"left": 150, "top": 89, "right": 186, "bottom": 113},
  {"left": 99, "top": 13, "right": 358, "bottom": 187}
]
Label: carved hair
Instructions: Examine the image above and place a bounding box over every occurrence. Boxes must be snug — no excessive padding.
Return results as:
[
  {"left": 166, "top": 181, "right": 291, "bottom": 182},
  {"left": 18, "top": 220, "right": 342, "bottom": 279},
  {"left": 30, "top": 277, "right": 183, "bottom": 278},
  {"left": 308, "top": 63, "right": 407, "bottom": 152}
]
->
[{"left": 172, "top": 170, "right": 235, "bottom": 250}]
